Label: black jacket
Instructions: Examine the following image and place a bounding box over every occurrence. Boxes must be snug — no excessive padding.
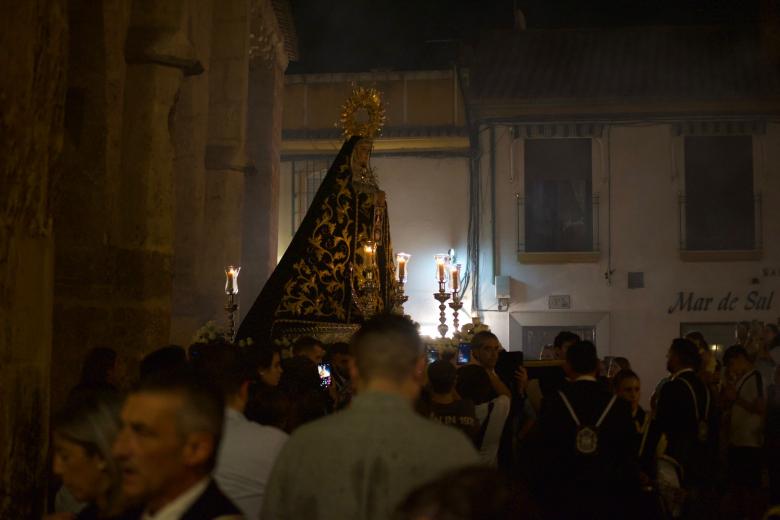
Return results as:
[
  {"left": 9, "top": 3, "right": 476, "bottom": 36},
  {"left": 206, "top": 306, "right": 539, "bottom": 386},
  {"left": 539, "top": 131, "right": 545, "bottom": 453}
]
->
[
  {"left": 128, "top": 480, "right": 242, "bottom": 520},
  {"left": 655, "top": 368, "right": 712, "bottom": 485},
  {"left": 538, "top": 379, "right": 639, "bottom": 518}
]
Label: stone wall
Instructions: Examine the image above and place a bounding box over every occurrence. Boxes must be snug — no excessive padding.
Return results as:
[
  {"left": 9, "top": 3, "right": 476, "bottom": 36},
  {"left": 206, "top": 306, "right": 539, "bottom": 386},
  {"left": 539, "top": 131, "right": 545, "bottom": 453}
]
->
[
  {"left": 0, "top": 0, "right": 291, "bottom": 509},
  {"left": 0, "top": 1, "right": 67, "bottom": 517},
  {"left": 53, "top": 0, "right": 292, "bottom": 399}
]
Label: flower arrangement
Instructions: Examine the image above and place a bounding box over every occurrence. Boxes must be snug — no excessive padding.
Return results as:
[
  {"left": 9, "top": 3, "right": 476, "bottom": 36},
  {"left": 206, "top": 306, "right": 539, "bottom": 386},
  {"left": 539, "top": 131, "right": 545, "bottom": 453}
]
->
[
  {"left": 192, "top": 321, "right": 223, "bottom": 344},
  {"left": 421, "top": 321, "right": 492, "bottom": 357},
  {"left": 191, "top": 320, "right": 254, "bottom": 347}
]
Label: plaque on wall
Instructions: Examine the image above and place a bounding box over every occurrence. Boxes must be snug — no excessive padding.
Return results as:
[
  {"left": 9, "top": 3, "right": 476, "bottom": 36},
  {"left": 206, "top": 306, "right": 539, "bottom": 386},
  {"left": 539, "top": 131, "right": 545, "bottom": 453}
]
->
[{"left": 548, "top": 294, "right": 572, "bottom": 310}]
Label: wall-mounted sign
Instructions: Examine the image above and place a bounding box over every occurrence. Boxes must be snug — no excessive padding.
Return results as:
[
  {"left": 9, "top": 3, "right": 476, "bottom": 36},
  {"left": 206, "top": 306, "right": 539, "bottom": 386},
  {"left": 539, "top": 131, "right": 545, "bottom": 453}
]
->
[
  {"left": 549, "top": 294, "right": 572, "bottom": 310},
  {"left": 668, "top": 290, "right": 775, "bottom": 314}
]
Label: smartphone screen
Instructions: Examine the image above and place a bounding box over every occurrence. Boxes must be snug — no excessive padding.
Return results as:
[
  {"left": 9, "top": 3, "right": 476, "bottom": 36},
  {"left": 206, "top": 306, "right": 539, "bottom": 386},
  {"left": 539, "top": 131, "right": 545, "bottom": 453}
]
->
[
  {"left": 457, "top": 343, "right": 471, "bottom": 365},
  {"left": 426, "top": 348, "right": 439, "bottom": 365},
  {"left": 318, "top": 362, "right": 332, "bottom": 388}
]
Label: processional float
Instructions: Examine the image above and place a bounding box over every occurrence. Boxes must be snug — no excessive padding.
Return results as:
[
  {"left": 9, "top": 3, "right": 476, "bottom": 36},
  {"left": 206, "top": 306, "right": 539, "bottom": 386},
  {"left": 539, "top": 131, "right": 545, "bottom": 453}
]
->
[{"left": 237, "top": 88, "right": 406, "bottom": 345}]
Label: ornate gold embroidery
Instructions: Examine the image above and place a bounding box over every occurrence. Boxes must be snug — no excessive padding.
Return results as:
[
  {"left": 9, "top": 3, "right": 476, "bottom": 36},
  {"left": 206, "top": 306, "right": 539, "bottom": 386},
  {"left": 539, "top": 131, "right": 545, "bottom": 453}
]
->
[{"left": 276, "top": 162, "right": 353, "bottom": 321}]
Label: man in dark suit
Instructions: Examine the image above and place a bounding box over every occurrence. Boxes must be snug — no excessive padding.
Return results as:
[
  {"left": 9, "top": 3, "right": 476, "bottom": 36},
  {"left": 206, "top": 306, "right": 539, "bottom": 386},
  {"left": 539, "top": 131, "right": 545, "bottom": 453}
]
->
[
  {"left": 655, "top": 338, "right": 714, "bottom": 516},
  {"left": 538, "top": 341, "right": 639, "bottom": 519},
  {"left": 113, "top": 370, "right": 242, "bottom": 519}
]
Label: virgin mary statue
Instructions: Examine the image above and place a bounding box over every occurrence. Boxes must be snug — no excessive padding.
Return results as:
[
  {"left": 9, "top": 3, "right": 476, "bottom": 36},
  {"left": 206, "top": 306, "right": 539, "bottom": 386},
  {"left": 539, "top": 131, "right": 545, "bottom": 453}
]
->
[{"left": 237, "top": 88, "right": 399, "bottom": 344}]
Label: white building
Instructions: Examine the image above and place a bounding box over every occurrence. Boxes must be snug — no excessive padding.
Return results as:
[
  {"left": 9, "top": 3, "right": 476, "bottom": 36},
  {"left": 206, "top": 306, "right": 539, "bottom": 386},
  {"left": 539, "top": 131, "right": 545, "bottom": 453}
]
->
[{"left": 279, "top": 26, "right": 780, "bottom": 397}]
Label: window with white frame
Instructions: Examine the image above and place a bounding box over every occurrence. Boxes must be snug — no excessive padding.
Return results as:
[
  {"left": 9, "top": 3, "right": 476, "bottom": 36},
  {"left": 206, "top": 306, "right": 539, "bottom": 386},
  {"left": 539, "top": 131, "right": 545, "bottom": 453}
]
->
[
  {"left": 291, "top": 158, "right": 330, "bottom": 233},
  {"left": 523, "top": 138, "right": 596, "bottom": 252},
  {"left": 682, "top": 135, "right": 758, "bottom": 251}
]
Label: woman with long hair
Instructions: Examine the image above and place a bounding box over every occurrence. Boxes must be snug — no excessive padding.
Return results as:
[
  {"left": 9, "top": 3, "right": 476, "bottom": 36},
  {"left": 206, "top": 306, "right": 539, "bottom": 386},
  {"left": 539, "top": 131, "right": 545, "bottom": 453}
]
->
[{"left": 244, "top": 344, "right": 289, "bottom": 431}]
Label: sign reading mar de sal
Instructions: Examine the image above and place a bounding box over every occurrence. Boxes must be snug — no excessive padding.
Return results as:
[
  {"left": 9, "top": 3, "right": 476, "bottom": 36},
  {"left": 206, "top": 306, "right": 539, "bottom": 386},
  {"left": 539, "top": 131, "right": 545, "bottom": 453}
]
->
[{"left": 668, "top": 290, "right": 775, "bottom": 314}]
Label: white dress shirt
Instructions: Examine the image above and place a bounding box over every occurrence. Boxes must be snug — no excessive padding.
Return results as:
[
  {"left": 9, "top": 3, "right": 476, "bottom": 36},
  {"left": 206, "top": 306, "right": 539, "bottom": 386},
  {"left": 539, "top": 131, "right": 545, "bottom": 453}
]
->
[
  {"left": 730, "top": 369, "right": 764, "bottom": 448},
  {"left": 474, "top": 394, "right": 510, "bottom": 466},
  {"left": 215, "top": 408, "right": 288, "bottom": 519},
  {"left": 142, "top": 478, "right": 210, "bottom": 520}
]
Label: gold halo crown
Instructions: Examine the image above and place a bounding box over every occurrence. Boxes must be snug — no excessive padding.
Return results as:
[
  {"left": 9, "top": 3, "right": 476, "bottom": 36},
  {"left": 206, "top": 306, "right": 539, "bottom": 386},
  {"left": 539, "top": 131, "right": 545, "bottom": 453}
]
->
[{"left": 338, "top": 86, "right": 386, "bottom": 139}]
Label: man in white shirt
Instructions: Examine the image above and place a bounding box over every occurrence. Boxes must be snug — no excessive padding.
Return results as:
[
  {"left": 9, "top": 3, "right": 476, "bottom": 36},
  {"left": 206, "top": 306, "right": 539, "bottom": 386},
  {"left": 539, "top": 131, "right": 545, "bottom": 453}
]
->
[
  {"left": 193, "top": 344, "right": 288, "bottom": 519},
  {"left": 723, "top": 345, "right": 765, "bottom": 518},
  {"left": 113, "top": 370, "right": 242, "bottom": 520}
]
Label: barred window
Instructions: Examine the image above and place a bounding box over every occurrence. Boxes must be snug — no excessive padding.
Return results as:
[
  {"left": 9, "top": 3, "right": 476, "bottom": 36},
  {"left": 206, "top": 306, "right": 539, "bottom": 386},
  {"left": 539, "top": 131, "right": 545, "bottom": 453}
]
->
[
  {"left": 291, "top": 158, "right": 329, "bottom": 232},
  {"left": 683, "top": 136, "right": 755, "bottom": 251},
  {"left": 524, "top": 138, "right": 594, "bottom": 252}
]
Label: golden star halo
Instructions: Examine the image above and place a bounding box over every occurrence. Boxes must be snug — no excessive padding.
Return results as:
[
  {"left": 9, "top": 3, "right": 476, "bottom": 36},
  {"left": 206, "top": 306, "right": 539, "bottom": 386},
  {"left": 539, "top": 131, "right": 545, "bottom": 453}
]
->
[{"left": 338, "top": 86, "right": 386, "bottom": 139}]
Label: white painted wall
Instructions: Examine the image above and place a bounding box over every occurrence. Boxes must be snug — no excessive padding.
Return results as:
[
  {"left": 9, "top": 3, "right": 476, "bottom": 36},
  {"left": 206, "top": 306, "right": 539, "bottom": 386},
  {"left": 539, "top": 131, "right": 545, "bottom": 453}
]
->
[
  {"left": 478, "top": 122, "right": 780, "bottom": 403},
  {"left": 278, "top": 155, "right": 471, "bottom": 337},
  {"left": 277, "top": 123, "right": 780, "bottom": 405}
]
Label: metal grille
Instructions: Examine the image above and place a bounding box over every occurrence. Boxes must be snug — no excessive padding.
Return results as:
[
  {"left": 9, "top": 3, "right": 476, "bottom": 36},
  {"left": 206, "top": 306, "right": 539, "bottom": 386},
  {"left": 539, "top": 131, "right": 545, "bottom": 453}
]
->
[
  {"left": 628, "top": 272, "right": 645, "bottom": 289},
  {"left": 291, "top": 158, "right": 330, "bottom": 233}
]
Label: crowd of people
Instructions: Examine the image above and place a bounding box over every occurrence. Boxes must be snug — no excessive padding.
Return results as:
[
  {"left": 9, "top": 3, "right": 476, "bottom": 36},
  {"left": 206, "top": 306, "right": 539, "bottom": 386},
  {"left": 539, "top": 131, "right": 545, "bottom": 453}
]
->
[{"left": 45, "top": 317, "right": 780, "bottom": 520}]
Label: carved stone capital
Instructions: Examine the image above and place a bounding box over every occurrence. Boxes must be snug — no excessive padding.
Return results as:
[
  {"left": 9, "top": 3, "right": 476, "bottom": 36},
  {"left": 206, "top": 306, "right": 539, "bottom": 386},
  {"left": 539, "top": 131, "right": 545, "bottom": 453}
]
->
[
  {"left": 125, "top": 28, "right": 204, "bottom": 76},
  {"left": 205, "top": 145, "right": 256, "bottom": 173}
]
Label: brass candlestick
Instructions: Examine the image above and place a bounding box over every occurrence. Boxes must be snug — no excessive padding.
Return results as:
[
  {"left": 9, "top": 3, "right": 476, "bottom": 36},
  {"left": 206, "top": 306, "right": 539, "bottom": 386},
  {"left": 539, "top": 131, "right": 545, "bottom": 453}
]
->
[
  {"left": 393, "top": 281, "right": 409, "bottom": 315},
  {"left": 434, "top": 281, "right": 451, "bottom": 338},
  {"left": 394, "top": 252, "right": 411, "bottom": 315},
  {"left": 224, "top": 266, "right": 241, "bottom": 343},
  {"left": 449, "top": 293, "right": 463, "bottom": 334},
  {"left": 225, "top": 293, "right": 238, "bottom": 343}
]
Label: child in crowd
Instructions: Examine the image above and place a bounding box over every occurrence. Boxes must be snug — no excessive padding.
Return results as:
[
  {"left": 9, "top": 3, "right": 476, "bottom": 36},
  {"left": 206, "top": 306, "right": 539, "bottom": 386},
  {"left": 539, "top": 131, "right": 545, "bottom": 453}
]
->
[{"left": 425, "top": 360, "right": 480, "bottom": 443}]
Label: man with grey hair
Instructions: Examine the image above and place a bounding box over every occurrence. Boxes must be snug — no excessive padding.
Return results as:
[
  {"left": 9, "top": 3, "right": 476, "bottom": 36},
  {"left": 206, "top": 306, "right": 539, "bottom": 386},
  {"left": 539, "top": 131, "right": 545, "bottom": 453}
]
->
[
  {"left": 113, "top": 370, "right": 242, "bottom": 519},
  {"left": 262, "top": 314, "right": 480, "bottom": 520}
]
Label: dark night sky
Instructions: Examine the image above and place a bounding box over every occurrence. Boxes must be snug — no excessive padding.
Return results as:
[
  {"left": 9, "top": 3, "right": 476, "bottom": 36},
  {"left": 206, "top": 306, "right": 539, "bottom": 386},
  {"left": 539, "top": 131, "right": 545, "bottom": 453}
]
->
[{"left": 287, "top": 0, "right": 762, "bottom": 73}]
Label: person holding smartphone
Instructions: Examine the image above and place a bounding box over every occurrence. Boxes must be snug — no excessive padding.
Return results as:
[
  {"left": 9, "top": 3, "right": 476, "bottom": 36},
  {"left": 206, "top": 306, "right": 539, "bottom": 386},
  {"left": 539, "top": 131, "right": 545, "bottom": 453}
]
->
[{"left": 468, "top": 331, "right": 529, "bottom": 398}]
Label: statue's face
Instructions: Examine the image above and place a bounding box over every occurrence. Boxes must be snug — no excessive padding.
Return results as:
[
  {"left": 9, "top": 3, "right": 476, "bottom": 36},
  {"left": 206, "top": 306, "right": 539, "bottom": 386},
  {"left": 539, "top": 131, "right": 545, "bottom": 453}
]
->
[{"left": 352, "top": 139, "right": 373, "bottom": 170}]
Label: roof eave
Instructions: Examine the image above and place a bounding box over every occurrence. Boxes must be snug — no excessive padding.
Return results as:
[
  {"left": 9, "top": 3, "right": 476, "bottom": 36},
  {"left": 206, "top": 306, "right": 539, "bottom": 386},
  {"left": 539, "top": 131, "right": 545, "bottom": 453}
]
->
[{"left": 469, "top": 96, "right": 780, "bottom": 122}]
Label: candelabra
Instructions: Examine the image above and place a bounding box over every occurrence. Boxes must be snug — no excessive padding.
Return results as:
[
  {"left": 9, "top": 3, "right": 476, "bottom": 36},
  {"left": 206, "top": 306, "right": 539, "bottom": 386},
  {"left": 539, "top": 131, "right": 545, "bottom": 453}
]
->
[
  {"left": 224, "top": 266, "right": 241, "bottom": 343},
  {"left": 433, "top": 253, "right": 451, "bottom": 338},
  {"left": 433, "top": 283, "right": 451, "bottom": 338},
  {"left": 449, "top": 293, "right": 463, "bottom": 334}
]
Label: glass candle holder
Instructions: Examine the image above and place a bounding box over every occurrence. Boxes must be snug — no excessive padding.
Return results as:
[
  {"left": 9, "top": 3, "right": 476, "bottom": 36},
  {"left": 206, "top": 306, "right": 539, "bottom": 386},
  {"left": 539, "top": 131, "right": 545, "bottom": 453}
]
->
[
  {"left": 396, "top": 252, "right": 411, "bottom": 283},
  {"left": 434, "top": 254, "right": 450, "bottom": 285},
  {"left": 363, "top": 240, "right": 376, "bottom": 267},
  {"left": 225, "top": 266, "right": 241, "bottom": 295},
  {"left": 450, "top": 263, "right": 461, "bottom": 292}
]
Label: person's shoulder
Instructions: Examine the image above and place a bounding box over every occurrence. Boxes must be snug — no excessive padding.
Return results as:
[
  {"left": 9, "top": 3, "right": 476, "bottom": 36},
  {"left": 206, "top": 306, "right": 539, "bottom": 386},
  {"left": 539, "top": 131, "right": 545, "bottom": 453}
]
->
[
  {"left": 491, "top": 394, "right": 511, "bottom": 411},
  {"left": 182, "top": 481, "right": 242, "bottom": 520},
  {"left": 411, "top": 409, "right": 471, "bottom": 440},
  {"left": 418, "top": 418, "right": 480, "bottom": 458},
  {"left": 285, "top": 408, "right": 346, "bottom": 443}
]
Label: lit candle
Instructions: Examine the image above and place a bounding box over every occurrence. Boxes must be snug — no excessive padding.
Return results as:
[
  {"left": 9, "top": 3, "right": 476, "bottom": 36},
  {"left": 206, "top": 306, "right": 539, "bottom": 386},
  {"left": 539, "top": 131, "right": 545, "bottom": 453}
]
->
[
  {"left": 396, "top": 252, "right": 410, "bottom": 283},
  {"left": 225, "top": 265, "right": 241, "bottom": 295},
  {"left": 435, "top": 256, "right": 446, "bottom": 283},
  {"left": 450, "top": 263, "right": 461, "bottom": 291},
  {"left": 363, "top": 241, "right": 376, "bottom": 267}
]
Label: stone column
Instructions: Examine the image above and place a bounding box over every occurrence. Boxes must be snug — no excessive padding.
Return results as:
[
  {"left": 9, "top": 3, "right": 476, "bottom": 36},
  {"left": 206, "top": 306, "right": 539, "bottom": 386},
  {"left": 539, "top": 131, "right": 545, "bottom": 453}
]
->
[
  {"left": 170, "top": 0, "right": 214, "bottom": 345},
  {"left": 0, "top": 1, "right": 66, "bottom": 516},
  {"left": 116, "top": 0, "right": 202, "bottom": 355},
  {"left": 241, "top": 0, "right": 289, "bottom": 315},
  {"left": 52, "top": 0, "right": 133, "bottom": 410},
  {"left": 200, "top": 0, "right": 252, "bottom": 330}
]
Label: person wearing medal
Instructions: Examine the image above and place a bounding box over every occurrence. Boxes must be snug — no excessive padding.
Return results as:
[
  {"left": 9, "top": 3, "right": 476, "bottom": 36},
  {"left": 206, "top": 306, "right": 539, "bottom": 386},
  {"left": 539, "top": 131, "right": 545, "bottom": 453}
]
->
[{"left": 537, "top": 341, "right": 639, "bottom": 519}]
